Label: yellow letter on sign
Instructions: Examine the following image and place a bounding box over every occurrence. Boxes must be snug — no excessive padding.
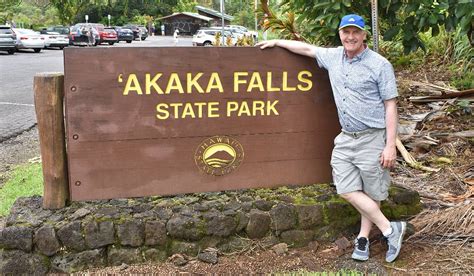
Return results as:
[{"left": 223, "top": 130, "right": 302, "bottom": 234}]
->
[
  {"left": 146, "top": 73, "right": 164, "bottom": 94},
  {"left": 123, "top": 74, "right": 143, "bottom": 95},
  {"left": 234, "top": 72, "right": 248, "bottom": 93},
  {"left": 206, "top": 73, "right": 224, "bottom": 93},
  {"left": 297, "top": 71, "right": 313, "bottom": 92},
  {"left": 166, "top": 73, "right": 185, "bottom": 94}
]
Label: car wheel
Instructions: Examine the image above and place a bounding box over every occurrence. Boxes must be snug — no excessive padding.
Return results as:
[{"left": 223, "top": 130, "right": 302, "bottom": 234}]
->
[
  {"left": 8, "top": 49, "right": 14, "bottom": 55},
  {"left": 34, "top": 48, "right": 41, "bottom": 53},
  {"left": 141, "top": 37, "right": 146, "bottom": 41},
  {"left": 59, "top": 46, "right": 65, "bottom": 50},
  {"left": 203, "top": 41, "right": 212, "bottom": 46},
  {"left": 126, "top": 40, "right": 132, "bottom": 43},
  {"left": 108, "top": 42, "right": 114, "bottom": 45}
]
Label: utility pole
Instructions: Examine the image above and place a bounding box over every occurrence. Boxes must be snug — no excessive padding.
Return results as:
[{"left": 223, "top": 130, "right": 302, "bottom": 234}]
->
[
  {"left": 254, "top": 0, "right": 258, "bottom": 31},
  {"left": 220, "top": 0, "right": 225, "bottom": 45},
  {"left": 371, "top": 0, "right": 379, "bottom": 53}
]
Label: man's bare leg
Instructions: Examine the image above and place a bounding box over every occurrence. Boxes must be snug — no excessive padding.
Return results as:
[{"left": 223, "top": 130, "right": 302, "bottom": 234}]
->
[
  {"left": 359, "top": 214, "right": 373, "bottom": 238},
  {"left": 358, "top": 201, "right": 380, "bottom": 238},
  {"left": 340, "top": 191, "right": 391, "bottom": 233}
]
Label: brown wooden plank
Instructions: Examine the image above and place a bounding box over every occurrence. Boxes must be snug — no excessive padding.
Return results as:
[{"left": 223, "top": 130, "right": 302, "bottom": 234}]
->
[
  {"left": 69, "top": 134, "right": 334, "bottom": 200},
  {"left": 34, "top": 73, "right": 69, "bottom": 208},
  {"left": 64, "top": 47, "right": 340, "bottom": 201},
  {"left": 65, "top": 100, "right": 337, "bottom": 141}
]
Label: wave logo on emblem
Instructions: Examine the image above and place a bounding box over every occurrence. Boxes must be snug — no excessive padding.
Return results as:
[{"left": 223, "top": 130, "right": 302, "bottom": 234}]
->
[{"left": 195, "top": 136, "right": 244, "bottom": 176}]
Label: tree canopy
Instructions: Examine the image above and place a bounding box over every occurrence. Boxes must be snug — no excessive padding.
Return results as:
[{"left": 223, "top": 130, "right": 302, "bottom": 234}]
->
[
  {"left": 1, "top": 0, "right": 257, "bottom": 29},
  {"left": 278, "top": 0, "right": 473, "bottom": 53}
]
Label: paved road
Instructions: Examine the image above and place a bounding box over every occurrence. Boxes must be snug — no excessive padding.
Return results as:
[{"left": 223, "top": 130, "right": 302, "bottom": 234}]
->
[{"left": 0, "top": 36, "right": 192, "bottom": 142}]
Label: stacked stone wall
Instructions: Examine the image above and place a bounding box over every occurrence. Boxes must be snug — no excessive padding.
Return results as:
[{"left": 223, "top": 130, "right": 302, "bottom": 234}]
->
[{"left": 0, "top": 184, "right": 421, "bottom": 273}]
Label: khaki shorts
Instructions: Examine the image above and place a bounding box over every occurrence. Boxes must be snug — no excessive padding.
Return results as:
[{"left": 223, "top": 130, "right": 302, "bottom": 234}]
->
[{"left": 330, "top": 128, "right": 391, "bottom": 201}]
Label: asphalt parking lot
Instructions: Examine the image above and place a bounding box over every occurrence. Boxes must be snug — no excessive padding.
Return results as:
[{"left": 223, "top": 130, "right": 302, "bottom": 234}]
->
[{"left": 0, "top": 35, "right": 193, "bottom": 142}]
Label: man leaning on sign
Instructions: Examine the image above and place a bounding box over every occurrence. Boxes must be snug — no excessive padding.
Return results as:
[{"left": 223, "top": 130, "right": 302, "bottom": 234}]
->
[{"left": 256, "top": 14, "right": 406, "bottom": 263}]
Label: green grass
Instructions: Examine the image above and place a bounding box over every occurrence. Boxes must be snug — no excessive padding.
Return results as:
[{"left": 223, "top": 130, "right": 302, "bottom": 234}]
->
[{"left": 0, "top": 163, "right": 43, "bottom": 217}]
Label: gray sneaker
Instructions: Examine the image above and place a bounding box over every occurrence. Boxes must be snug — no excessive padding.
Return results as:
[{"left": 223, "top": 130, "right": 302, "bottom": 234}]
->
[
  {"left": 352, "top": 237, "right": 369, "bottom": 261},
  {"left": 385, "top": 221, "right": 407, "bottom": 262}
]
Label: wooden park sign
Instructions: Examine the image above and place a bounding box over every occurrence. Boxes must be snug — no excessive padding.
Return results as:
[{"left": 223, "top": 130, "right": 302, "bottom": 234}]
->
[{"left": 61, "top": 47, "right": 340, "bottom": 201}]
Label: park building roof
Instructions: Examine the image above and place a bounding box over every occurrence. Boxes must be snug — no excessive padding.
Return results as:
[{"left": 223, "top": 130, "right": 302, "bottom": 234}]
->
[
  {"left": 158, "top": 12, "right": 214, "bottom": 22},
  {"left": 195, "top": 5, "right": 234, "bottom": 21}
]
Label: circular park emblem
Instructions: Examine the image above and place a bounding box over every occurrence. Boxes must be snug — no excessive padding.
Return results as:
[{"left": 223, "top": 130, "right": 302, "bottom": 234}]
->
[{"left": 195, "top": 136, "right": 244, "bottom": 176}]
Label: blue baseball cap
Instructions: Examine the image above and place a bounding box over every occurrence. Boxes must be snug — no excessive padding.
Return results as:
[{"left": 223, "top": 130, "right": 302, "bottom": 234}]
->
[{"left": 339, "top": 14, "right": 365, "bottom": 30}]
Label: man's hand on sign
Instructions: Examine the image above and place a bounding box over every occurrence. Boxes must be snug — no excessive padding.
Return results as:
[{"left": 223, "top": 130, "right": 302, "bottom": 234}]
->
[
  {"left": 380, "top": 145, "right": 397, "bottom": 169},
  {"left": 256, "top": 39, "right": 278, "bottom": 49}
]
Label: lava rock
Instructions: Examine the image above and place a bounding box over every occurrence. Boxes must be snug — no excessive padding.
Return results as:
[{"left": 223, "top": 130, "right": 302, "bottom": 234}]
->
[
  {"left": 246, "top": 209, "right": 271, "bottom": 239},
  {"left": 57, "top": 221, "right": 87, "bottom": 252},
  {"left": 34, "top": 225, "right": 61, "bottom": 256}
]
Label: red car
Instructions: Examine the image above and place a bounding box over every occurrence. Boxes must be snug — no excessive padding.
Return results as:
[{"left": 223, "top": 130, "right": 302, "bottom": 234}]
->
[{"left": 100, "top": 27, "right": 118, "bottom": 45}]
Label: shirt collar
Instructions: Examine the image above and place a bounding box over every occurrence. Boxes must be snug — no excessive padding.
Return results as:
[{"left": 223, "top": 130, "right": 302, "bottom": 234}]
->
[{"left": 344, "top": 44, "right": 369, "bottom": 62}]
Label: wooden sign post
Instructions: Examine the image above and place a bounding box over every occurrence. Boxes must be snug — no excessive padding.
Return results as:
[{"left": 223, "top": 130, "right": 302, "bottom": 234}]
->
[
  {"left": 34, "top": 73, "right": 69, "bottom": 209},
  {"left": 63, "top": 47, "right": 340, "bottom": 201}
]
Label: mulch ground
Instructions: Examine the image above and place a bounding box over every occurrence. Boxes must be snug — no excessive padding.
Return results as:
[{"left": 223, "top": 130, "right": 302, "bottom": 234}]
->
[{"left": 80, "top": 241, "right": 473, "bottom": 274}]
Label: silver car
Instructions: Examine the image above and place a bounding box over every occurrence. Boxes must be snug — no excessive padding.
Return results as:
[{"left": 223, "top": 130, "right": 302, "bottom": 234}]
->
[
  {"left": 12, "top": 28, "right": 45, "bottom": 53},
  {"left": 0, "top": 25, "right": 16, "bottom": 54},
  {"left": 42, "top": 31, "right": 69, "bottom": 49}
]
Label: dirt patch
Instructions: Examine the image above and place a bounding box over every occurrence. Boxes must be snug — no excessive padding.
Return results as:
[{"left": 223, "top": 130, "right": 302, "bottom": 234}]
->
[{"left": 78, "top": 240, "right": 473, "bottom": 274}]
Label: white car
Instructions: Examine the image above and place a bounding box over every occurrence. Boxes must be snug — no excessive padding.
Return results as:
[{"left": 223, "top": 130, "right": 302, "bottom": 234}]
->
[
  {"left": 41, "top": 31, "right": 69, "bottom": 49},
  {"left": 192, "top": 29, "right": 237, "bottom": 46},
  {"left": 226, "top": 25, "right": 258, "bottom": 41},
  {"left": 12, "top": 28, "right": 45, "bottom": 52},
  {"left": 208, "top": 27, "right": 244, "bottom": 40}
]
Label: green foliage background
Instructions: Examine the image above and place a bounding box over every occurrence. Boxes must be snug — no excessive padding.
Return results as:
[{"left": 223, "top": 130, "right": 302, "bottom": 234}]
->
[
  {"left": 0, "top": 0, "right": 258, "bottom": 29},
  {"left": 281, "top": 0, "right": 473, "bottom": 54}
]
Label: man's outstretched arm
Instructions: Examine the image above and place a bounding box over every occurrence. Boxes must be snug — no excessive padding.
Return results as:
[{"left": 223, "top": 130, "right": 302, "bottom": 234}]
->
[{"left": 256, "top": 39, "right": 317, "bottom": 58}]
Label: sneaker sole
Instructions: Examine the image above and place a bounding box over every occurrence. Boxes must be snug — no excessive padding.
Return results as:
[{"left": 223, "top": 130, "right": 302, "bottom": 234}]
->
[
  {"left": 386, "top": 221, "right": 407, "bottom": 263},
  {"left": 352, "top": 253, "right": 369, "bottom": 261}
]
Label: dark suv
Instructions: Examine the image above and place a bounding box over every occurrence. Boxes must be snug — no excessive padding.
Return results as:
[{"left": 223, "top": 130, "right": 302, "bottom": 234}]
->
[
  {"left": 123, "top": 24, "right": 141, "bottom": 40},
  {"left": 45, "top": 25, "right": 70, "bottom": 35},
  {"left": 0, "top": 25, "right": 16, "bottom": 54}
]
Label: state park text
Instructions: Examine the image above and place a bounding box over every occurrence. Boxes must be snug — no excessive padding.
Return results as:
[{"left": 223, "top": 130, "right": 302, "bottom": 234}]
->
[{"left": 117, "top": 70, "right": 313, "bottom": 120}]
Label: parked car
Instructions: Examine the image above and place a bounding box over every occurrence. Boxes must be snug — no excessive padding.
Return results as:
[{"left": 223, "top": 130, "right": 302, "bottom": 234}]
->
[
  {"left": 138, "top": 26, "right": 148, "bottom": 40},
  {"left": 100, "top": 27, "right": 118, "bottom": 45},
  {"left": 0, "top": 25, "right": 16, "bottom": 54},
  {"left": 45, "top": 26, "right": 70, "bottom": 35},
  {"left": 69, "top": 24, "right": 100, "bottom": 46},
  {"left": 114, "top": 27, "right": 133, "bottom": 43},
  {"left": 12, "top": 28, "right": 45, "bottom": 53},
  {"left": 123, "top": 25, "right": 141, "bottom": 40},
  {"left": 209, "top": 26, "right": 243, "bottom": 40},
  {"left": 41, "top": 31, "right": 69, "bottom": 49},
  {"left": 192, "top": 29, "right": 237, "bottom": 46},
  {"left": 226, "top": 25, "right": 258, "bottom": 41},
  {"left": 91, "top": 23, "right": 106, "bottom": 44}
]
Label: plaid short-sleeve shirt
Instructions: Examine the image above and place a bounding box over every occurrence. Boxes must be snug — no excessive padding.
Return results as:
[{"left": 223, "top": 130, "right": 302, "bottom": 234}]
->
[{"left": 314, "top": 46, "right": 398, "bottom": 132}]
